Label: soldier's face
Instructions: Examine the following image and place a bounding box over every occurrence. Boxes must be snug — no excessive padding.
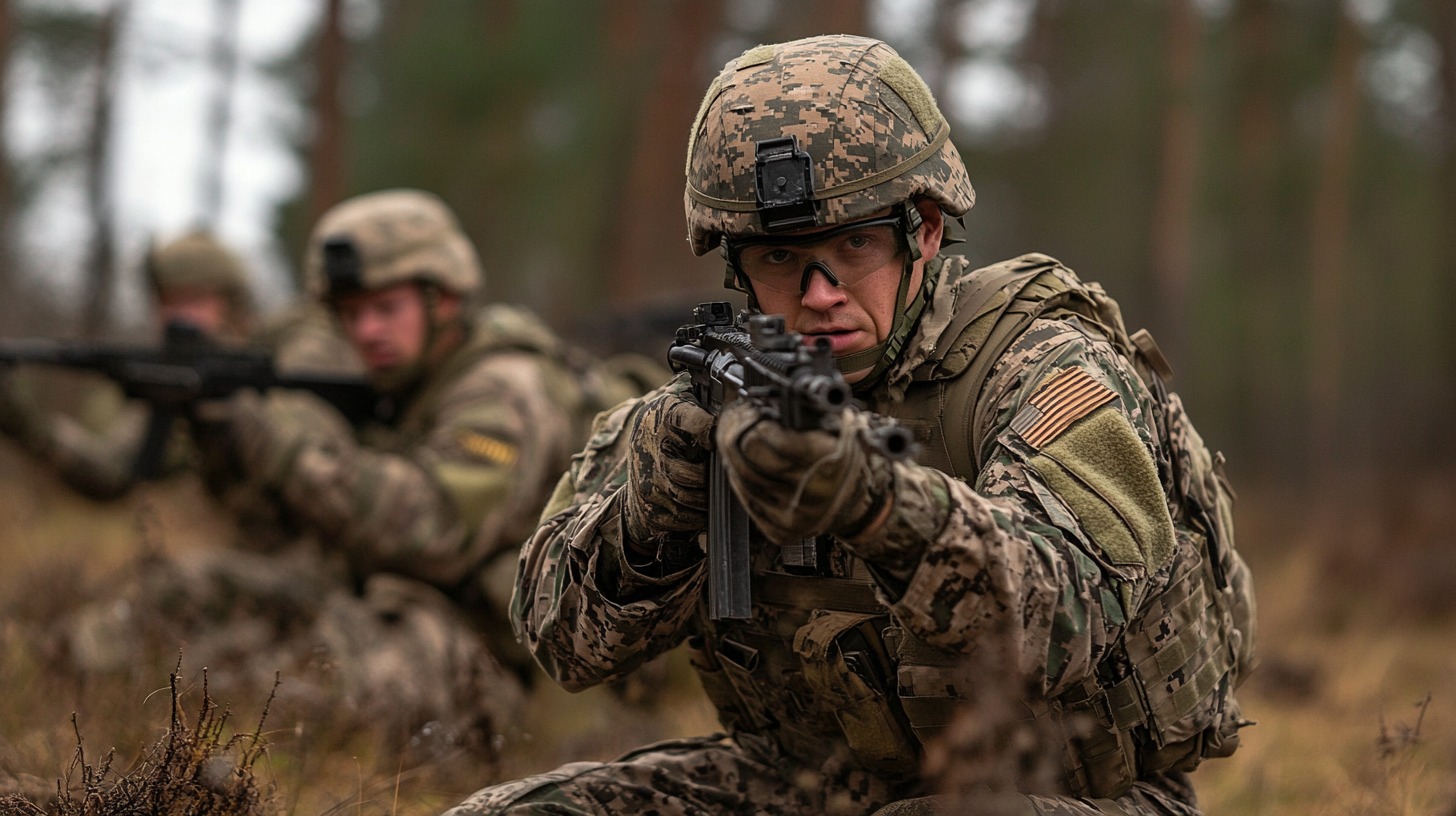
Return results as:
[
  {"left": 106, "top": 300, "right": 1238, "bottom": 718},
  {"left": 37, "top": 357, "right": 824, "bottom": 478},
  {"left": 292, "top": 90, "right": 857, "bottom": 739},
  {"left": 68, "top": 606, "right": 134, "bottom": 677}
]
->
[
  {"left": 155, "top": 289, "right": 232, "bottom": 337},
  {"left": 751, "top": 200, "right": 943, "bottom": 384},
  {"left": 334, "top": 282, "right": 434, "bottom": 376}
]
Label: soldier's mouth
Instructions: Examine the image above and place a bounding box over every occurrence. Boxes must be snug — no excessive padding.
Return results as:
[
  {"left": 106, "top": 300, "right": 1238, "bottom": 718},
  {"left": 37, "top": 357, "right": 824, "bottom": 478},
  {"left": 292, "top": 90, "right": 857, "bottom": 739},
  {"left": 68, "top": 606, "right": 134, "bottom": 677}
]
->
[{"left": 802, "top": 329, "right": 863, "bottom": 354}]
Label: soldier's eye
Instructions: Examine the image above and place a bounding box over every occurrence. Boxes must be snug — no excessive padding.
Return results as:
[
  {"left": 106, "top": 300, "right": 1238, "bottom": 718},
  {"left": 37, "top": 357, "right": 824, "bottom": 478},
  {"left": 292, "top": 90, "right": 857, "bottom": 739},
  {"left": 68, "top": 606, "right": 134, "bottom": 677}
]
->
[{"left": 744, "top": 246, "right": 796, "bottom": 268}]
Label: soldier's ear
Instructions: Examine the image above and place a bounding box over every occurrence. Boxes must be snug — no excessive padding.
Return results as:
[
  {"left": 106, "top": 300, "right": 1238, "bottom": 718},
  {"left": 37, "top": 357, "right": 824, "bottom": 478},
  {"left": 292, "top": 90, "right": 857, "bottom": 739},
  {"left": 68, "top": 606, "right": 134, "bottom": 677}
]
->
[
  {"left": 913, "top": 198, "right": 944, "bottom": 262},
  {"left": 431, "top": 288, "right": 463, "bottom": 323}
]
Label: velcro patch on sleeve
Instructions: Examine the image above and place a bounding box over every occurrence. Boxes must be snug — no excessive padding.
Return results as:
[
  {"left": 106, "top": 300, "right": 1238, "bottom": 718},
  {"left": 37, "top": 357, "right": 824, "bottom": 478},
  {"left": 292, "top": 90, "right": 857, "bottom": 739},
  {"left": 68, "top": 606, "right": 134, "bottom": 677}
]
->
[
  {"left": 456, "top": 429, "right": 518, "bottom": 467},
  {"left": 1011, "top": 367, "right": 1117, "bottom": 449}
]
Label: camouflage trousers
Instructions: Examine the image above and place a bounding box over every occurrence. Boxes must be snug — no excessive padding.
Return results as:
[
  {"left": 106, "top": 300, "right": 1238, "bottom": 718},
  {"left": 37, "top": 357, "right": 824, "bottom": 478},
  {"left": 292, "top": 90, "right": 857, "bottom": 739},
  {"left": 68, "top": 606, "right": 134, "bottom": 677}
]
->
[
  {"left": 441, "top": 734, "right": 1201, "bottom": 816},
  {"left": 63, "top": 545, "right": 523, "bottom": 758}
]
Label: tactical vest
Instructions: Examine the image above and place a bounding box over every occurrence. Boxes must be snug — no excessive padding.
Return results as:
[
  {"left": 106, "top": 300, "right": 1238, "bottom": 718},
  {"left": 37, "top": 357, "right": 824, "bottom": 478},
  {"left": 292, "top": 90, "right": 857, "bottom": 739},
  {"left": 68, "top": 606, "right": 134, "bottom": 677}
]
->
[
  {"left": 690, "top": 253, "right": 1255, "bottom": 800},
  {"left": 365, "top": 304, "right": 645, "bottom": 450}
]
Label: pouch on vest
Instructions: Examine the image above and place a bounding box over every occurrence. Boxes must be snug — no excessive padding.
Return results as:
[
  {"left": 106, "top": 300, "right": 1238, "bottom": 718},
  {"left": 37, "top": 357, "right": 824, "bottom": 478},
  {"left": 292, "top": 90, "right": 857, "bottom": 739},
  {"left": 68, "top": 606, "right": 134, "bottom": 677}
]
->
[
  {"left": 872, "top": 254, "right": 1254, "bottom": 799},
  {"left": 794, "top": 610, "right": 920, "bottom": 779},
  {"left": 690, "top": 632, "right": 778, "bottom": 733}
]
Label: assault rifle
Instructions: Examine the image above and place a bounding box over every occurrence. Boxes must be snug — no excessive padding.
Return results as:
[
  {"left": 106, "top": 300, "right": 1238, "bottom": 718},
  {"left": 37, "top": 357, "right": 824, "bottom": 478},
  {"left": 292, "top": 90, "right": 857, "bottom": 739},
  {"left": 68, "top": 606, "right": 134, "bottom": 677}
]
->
[
  {"left": 668, "top": 301, "right": 914, "bottom": 620},
  {"left": 0, "top": 320, "right": 379, "bottom": 480}
]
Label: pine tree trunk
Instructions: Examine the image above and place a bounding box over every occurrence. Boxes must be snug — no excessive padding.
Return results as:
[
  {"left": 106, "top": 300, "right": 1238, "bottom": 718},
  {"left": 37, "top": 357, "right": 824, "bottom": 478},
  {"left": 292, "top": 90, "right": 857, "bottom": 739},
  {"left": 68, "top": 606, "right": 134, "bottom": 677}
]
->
[
  {"left": 1428, "top": 0, "right": 1456, "bottom": 459},
  {"left": 198, "top": 0, "right": 241, "bottom": 229},
  {"left": 307, "top": 0, "right": 347, "bottom": 234},
  {"left": 79, "top": 1, "right": 127, "bottom": 339},
  {"left": 0, "top": 0, "right": 15, "bottom": 313},
  {"left": 1150, "top": 0, "right": 1203, "bottom": 366},
  {"left": 603, "top": 0, "right": 722, "bottom": 305},
  {"left": 1306, "top": 9, "right": 1362, "bottom": 480},
  {"left": 1230, "top": 0, "right": 1291, "bottom": 479}
]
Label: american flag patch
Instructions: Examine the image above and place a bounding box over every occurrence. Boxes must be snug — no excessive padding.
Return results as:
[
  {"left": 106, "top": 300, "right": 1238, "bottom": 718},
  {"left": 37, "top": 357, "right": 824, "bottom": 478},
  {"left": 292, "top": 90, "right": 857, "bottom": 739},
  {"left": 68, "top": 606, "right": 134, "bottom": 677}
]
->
[{"left": 1011, "top": 368, "right": 1117, "bottom": 449}]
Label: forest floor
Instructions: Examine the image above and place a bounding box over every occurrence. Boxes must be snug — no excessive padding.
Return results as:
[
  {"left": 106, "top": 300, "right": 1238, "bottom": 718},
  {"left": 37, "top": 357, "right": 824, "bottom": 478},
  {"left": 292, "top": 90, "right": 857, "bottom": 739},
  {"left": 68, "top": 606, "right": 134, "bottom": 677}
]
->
[{"left": 1, "top": 444, "right": 1454, "bottom": 815}]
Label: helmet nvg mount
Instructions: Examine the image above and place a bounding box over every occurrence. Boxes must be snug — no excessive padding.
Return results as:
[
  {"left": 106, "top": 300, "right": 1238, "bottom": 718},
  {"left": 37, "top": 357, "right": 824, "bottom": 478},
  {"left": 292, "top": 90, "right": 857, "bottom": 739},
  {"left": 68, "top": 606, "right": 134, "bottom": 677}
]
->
[
  {"left": 684, "top": 35, "right": 975, "bottom": 383},
  {"left": 306, "top": 189, "right": 483, "bottom": 393},
  {"left": 305, "top": 189, "right": 483, "bottom": 304}
]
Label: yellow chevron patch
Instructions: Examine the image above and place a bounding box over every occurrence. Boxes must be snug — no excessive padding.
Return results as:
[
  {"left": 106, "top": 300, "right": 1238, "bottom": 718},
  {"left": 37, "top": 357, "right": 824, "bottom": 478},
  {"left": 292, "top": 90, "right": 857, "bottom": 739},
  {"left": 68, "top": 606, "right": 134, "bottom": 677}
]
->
[
  {"left": 1011, "top": 367, "right": 1117, "bottom": 449},
  {"left": 456, "top": 430, "right": 518, "bottom": 467}
]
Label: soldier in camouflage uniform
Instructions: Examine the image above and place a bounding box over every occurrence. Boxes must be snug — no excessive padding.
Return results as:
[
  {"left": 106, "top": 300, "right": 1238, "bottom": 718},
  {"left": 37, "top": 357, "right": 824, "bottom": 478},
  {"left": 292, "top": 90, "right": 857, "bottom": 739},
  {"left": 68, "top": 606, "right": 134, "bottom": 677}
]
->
[
  {"left": 447, "top": 36, "right": 1255, "bottom": 816},
  {"left": 0, "top": 231, "right": 267, "bottom": 498},
  {"left": 190, "top": 188, "right": 641, "bottom": 742}
]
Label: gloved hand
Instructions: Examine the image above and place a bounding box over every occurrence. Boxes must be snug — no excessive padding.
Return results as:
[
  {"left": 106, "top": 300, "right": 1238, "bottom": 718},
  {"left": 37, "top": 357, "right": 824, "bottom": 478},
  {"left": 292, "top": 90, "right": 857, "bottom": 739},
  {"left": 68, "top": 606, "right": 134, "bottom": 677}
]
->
[
  {"left": 716, "top": 401, "right": 950, "bottom": 571},
  {"left": 205, "top": 390, "right": 309, "bottom": 489},
  {"left": 620, "top": 387, "right": 714, "bottom": 554}
]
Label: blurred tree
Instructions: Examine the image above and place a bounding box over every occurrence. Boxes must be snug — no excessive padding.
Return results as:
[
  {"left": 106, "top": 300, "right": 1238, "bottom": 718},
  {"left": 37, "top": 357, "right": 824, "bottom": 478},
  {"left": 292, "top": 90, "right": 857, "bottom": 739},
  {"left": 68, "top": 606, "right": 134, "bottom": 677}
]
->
[
  {"left": 771, "top": 0, "right": 868, "bottom": 41},
  {"left": 78, "top": 0, "right": 127, "bottom": 339},
  {"left": 306, "top": 0, "right": 347, "bottom": 239},
  {"left": 929, "top": 0, "right": 966, "bottom": 105},
  {"left": 1306, "top": 4, "right": 1364, "bottom": 480},
  {"left": 1429, "top": 0, "right": 1456, "bottom": 454},
  {"left": 1226, "top": 0, "right": 1300, "bottom": 478},
  {"left": 0, "top": 5, "right": 115, "bottom": 332},
  {"left": 602, "top": 0, "right": 724, "bottom": 305},
  {"left": 1150, "top": 0, "right": 1204, "bottom": 367},
  {"left": 256, "top": 0, "right": 1456, "bottom": 481},
  {"left": 198, "top": 0, "right": 240, "bottom": 230},
  {"left": 0, "top": 0, "right": 14, "bottom": 312}
]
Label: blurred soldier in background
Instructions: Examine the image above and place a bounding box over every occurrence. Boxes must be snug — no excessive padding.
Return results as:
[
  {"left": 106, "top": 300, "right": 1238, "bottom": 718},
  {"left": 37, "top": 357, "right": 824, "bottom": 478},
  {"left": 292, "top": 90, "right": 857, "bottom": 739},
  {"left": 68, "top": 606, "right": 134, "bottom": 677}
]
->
[
  {"left": 447, "top": 35, "right": 1254, "bottom": 816},
  {"left": 6, "top": 190, "right": 663, "bottom": 763},
  {"left": 0, "top": 231, "right": 264, "bottom": 498},
  {"left": 173, "top": 188, "right": 654, "bottom": 755}
]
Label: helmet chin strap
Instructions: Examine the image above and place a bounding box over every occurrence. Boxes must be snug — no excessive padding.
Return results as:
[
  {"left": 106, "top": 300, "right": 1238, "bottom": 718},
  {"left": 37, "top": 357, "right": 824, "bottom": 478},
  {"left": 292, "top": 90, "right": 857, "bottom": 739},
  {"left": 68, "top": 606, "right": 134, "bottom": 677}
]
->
[
  {"left": 371, "top": 283, "right": 469, "bottom": 395},
  {"left": 833, "top": 252, "right": 934, "bottom": 386},
  {"left": 836, "top": 204, "right": 935, "bottom": 388}
]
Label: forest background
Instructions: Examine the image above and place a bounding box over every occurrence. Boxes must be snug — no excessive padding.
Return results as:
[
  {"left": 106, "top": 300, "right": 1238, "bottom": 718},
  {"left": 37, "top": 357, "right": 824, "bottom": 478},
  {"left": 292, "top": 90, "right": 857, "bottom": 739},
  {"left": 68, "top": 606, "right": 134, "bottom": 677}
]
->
[{"left": 1, "top": 0, "right": 1455, "bottom": 814}]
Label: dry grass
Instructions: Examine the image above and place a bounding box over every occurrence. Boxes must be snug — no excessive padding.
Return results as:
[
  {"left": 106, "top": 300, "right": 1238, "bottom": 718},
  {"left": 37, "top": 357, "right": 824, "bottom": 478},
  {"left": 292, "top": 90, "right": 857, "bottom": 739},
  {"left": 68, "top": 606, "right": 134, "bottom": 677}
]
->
[
  {"left": 0, "top": 665, "right": 273, "bottom": 815},
  {"left": 1195, "top": 475, "right": 1456, "bottom": 815},
  {"left": 0, "top": 447, "right": 713, "bottom": 815},
  {"left": 3, "top": 444, "right": 1456, "bottom": 814}
]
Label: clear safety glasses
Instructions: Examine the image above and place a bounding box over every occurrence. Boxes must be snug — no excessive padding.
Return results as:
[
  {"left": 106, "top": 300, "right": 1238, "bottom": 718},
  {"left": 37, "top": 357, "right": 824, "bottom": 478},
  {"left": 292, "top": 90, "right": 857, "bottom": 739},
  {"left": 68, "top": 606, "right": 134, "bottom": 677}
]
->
[{"left": 726, "top": 215, "right": 907, "bottom": 296}]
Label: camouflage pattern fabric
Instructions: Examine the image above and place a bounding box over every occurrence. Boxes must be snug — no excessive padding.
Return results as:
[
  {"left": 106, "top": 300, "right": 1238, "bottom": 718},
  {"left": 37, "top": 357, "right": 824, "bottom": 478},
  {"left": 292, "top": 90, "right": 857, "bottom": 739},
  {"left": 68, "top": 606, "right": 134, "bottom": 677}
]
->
[
  {"left": 443, "top": 734, "right": 884, "bottom": 816},
  {"left": 452, "top": 252, "right": 1215, "bottom": 814},
  {"left": 56, "top": 302, "right": 593, "bottom": 755},
  {"left": 63, "top": 545, "right": 515, "bottom": 761},
  {"left": 304, "top": 188, "right": 483, "bottom": 300},
  {"left": 869, "top": 771, "right": 1201, "bottom": 816},
  {"left": 267, "top": 304, "right": 593, "bottom": 605},
  {"left": 684, "top": 35, "right": 975, "bottom": 255}
]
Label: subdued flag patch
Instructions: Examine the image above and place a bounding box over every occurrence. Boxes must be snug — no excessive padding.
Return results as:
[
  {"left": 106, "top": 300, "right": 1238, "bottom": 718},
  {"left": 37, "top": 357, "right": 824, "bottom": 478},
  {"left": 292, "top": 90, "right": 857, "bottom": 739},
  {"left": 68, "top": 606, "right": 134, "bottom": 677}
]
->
[
  {"left": 456, "top": 429, "right": 518, "bottom": 467},
  {"left": 1011, "top": 367, "right": 1117, "bottom": 449}
]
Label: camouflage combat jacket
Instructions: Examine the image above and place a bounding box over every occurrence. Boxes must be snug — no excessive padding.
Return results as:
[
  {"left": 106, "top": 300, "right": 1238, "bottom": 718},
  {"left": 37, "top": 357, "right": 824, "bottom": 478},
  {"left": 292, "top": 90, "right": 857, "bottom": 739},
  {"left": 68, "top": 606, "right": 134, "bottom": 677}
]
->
[
  {"left": 513, "top": 254, "right": 1254, "bottom": 801},
  {"left": 273, "top": 304, "right": 605, "bottom": 618}
]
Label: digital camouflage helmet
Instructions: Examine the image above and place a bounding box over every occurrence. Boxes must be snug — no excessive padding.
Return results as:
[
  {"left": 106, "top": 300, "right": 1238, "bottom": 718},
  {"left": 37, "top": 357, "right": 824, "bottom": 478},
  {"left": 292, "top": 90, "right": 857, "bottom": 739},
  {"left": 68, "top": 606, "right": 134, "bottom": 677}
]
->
[
  {"left": 685, "top": 35, "right": 975, "bottom": 381},
  {"left": 306, "top": 189, "right": 483, "bottom": 303},
  {"left": 144, "top": 231, "right": 253, "bottom": 315}
]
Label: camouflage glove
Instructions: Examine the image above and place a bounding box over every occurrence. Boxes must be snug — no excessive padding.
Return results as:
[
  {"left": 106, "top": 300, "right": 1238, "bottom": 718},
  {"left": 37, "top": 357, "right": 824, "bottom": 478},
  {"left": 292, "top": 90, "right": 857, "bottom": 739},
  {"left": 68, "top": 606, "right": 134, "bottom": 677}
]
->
[
  {"left": 217, "top": 390, "right": 310, "bottom": 490},
  {"left": 716, "top": 401, "right": 951, "bottom": 572},
  {"left": 620, "top": 387, "right": 713, "bottom": 558}
]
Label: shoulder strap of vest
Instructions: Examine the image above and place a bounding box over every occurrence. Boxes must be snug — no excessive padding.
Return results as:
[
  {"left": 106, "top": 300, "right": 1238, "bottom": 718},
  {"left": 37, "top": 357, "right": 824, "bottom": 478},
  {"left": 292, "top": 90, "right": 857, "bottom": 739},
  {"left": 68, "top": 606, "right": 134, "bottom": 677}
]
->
[
  {"left": 932, "top": 258, "right": 1102, "bottom": 477},
  {"left": 917, "top": 262, "right": 1042, "bottom": 380}
]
